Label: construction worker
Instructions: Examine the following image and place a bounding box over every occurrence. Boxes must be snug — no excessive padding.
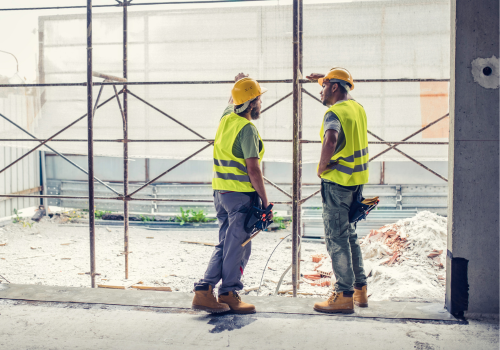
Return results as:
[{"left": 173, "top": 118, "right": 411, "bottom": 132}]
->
[
  {"left": 306, "top": 67, "right": 369, "bottom": 313},
  {"left": 192, "top": 73, "right": 272, "bottom": 314}
]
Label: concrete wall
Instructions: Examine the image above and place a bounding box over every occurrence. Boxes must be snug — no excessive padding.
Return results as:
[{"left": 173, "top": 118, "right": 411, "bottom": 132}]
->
[{"left": 447, "top": 0, "right": 499, "bottom": 316}]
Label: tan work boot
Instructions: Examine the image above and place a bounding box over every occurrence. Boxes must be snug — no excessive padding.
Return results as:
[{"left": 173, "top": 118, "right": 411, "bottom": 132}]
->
[
  {"left": 218, "top": 291, "right": 256, "bottom": 314},
  {"left": 192, "top": 285, "right": 231, "bottom": 313},
  {"left": 354, "top": 285, "right": 368, "bottom": 307},
  {"left": 313, "top": 291, "right": 355, "bottom": 314}
]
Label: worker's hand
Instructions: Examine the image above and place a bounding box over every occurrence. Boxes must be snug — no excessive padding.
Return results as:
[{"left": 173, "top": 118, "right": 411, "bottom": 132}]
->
[
  {"left": 267, "top": 209, "right": 274, "bottom": 221},
  {"left": 262, "top": 201, "right": 273, "bottom": 221},
  {"left": 317, "top": 166, "right": 327, "bottom": 178},
  {"left": 235, "top": 72, "right": 249, "bottom": 82},
  {"left": 306, "top": 73, "right": 325, "bottom": 81},
  {"left": 317, "top": 161, "right": 337, "bottom": 178}
]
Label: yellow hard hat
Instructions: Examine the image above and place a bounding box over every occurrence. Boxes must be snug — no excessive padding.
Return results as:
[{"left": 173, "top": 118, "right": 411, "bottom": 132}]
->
[
  {"left": 318, "top": 67, "right": 354, "bottom": 91},
  {"left": 231, "top": 77, "right": 268, "bottom": 105}
]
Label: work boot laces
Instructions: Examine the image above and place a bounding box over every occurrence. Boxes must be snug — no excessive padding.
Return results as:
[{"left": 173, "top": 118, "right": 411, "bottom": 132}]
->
[
  {"left": 327, "top": 290, "right": 339, "bottom": 303},
  {"left": 233, "top": 292, "right": 242, "bottom": 302}
]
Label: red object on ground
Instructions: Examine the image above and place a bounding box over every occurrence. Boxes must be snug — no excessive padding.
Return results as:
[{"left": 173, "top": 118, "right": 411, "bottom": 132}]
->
[
  {"left": 303, "top": 273, "right": 322, "bottom": 280},
  {"left": 312, "top": 254, "right": 325, "bottom": 263},
  {"left": 311, "top": 279, "right": 331, "bottom": 287}
]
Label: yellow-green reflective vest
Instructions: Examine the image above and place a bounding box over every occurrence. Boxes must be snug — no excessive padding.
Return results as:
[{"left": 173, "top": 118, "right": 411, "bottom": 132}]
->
[
  {"left": 319, "top": 100, "right": 369, "bottom": 186},
  {"left": 212, "top": 112, "right": 265, "bottom": 192}
]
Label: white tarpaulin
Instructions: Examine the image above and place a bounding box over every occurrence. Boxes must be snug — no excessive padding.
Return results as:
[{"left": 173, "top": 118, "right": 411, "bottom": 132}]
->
[{"left": 0, "top": 0, "right": 450, "bottom": 163}]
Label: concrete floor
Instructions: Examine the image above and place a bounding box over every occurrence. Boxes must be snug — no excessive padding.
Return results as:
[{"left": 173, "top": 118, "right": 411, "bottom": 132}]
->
[
  {"left": 0, "top": 284, "right": 454, "bottom": 321},
  {"left": 0, "top": 299, "right": 498, "bottom": 350},
  {"left": 0, "top": 284, "right": 498, "bottom": 349}
]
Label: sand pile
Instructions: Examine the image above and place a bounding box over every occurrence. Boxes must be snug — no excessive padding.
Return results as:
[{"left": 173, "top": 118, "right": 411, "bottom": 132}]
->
[{"left": 361, "top": 211, "right": 447, "bottom": 301}]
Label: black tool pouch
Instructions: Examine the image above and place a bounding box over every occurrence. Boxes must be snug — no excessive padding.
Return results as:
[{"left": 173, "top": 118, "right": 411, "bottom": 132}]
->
[
  {"left": 348, "top": 186, "right": 371, "bottom": 224},
  {"left": 244, "top": 193, "right": 262, "bottom": 233}
]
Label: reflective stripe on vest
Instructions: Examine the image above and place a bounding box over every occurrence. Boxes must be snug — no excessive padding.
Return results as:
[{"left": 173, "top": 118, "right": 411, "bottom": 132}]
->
[
  {"left": 319, "top": 100, "right": 369, "bottom": 186},
  {"left": 212, "top": 112, "right": 265, "bottom": 192}
]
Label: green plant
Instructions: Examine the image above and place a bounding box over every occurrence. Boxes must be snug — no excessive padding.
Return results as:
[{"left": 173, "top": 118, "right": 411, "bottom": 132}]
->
[
  {"left": 273, "top": 216, "right": 287, "bottom": 230},
  {"left": 12, "top": 209, "right": 34, "bottom": 228},
  {"left": 95, "top": 210, "right": 111, "bottom": 219},
  {"left": 12, "top": 208, "right": 21, "bottom": 223},
  {"left": 140, "top": 215, "right": 154, "bottom": 222},
  {"left": 175, "top": 208, "right": 209, "bottom": 225}
]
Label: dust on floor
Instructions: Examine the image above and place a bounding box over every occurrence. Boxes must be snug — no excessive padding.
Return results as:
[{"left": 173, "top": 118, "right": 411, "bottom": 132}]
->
[{"left": 0, "top": 211, "right": 447, "bottom": 301}]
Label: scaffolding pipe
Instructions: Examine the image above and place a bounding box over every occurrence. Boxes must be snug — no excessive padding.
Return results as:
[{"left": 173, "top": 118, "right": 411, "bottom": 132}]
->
[
  {"left": 291, "top": 0, "right": 302, "bottom": 298},
  {"left": 0, "top": 92, "right": 118, "bottom": 176},
  {"left": 122, "top": 1, "right": 130, "bottom": 280},
  {"left": 0, "top": 111, "right": 122, "bottom": 197},
  {"left": 0, "top": 0, "right": 279, "bottom": 12},
  {"left": 0, "top": 138, "right": 449, "bottom": 145},
  {"left": 0, "top": 193, "right": 292, "bottom": 204},
  {"left": 93, "top": 71, "right": 127, "bottom": 82},
  {"left": 297, "top": 0, "right": 303, "bottom": 287},
  {"left": 0, "top": 78, "right": 450, "bottom": 88},
  {"left": 87, "top": 0, "right": 97, "bottom": 289}
]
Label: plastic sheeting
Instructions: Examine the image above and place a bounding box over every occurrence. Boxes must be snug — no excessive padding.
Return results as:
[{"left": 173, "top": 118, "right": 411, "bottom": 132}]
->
[{"left": 0, "top": 0, "right": 450, "bottom": 163}]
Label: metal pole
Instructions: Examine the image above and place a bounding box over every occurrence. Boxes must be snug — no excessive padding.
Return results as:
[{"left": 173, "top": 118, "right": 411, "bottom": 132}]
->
[
  {"left": 123, "top": 0, "right": 130, "bottom": 280},
  {"left": 0, "top": 96, "right": 123, "bottom": 197},
  {"left": 41, "top": 151, "right": 47, "bottom": 215},
  {"left": 291, "top": 0, "right": 301, "bottom": 298},
  {"left": 86, "top": 0, "right": 96, "bottom": 288},
  {"left": 297, "top": 0, "right": 303, "bottom": 290}
]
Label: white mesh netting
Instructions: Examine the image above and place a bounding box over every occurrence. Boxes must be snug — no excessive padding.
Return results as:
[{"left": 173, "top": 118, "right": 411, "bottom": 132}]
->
[{"left": 0, "top": 0, "right": 450, "bottom": 163}]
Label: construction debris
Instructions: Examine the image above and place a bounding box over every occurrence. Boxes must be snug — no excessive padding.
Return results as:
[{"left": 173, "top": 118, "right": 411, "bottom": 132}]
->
[
  {"left": 31, "top": 206, "right": 46, "bottom": 222},
  {"left": 360, "top": 211, "right": 447, "bottom": 301},
  {"left": 312, "top": 254, "right": 326, "bottom": 263}
]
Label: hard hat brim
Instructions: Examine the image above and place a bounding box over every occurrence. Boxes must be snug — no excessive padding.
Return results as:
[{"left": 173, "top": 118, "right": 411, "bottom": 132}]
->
[{"left": 317, "top": 77, "right": 354, "bottom": 91}]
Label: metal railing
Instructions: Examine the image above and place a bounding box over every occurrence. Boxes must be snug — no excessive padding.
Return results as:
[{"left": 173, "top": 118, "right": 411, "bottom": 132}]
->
[{"left": 0, "top": 0, "right": 449, "bottom": 296}]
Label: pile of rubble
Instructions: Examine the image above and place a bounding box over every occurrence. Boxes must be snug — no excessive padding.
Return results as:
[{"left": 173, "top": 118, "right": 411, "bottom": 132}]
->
[{"left": 360, "top": 211, "right": 447, "bottom": 301}]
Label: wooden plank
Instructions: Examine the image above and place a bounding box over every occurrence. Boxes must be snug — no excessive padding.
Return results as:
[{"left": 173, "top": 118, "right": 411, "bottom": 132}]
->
[
  {"left": 98, "top": 280, "right": 141, "bottom": 290},
  {"left": 0, "top": 186, "right": 43, "bottom": 203},
  {"left": 97, "top": 285, "right": 126, "bottom": 290},
  {"left": 181, "top": 241, "right": 217, "bottom": 247},
  {"left": 130, "top": 286, "right": 172, "bottom": 292}
]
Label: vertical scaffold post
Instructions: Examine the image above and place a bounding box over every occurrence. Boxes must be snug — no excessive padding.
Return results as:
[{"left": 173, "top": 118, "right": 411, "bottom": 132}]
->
[
  {"left": 297, "top": 0, "right": 303, "bottom": 286},
  {"left": 292, "top": 0, "right": 302, "bottom": 297},
  {"left": 123, "top": 0, "right": 130, "bottom": 280},
  {"left": 86, "top": 0, "right": 96, "bottom": 288}
]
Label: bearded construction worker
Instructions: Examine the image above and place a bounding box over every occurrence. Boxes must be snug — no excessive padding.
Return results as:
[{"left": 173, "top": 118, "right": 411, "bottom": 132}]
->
[
  {"left": 306, "top": 67, "right": 369, "bottom": 314},
  {"left": 192, "top": 73, "right": 272, "bottom": 314}
]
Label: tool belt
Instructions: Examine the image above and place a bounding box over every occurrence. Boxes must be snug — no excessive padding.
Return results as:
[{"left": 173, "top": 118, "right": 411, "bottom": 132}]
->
[
  {"left": 348, "top": 186, "right": 379, "bottom": 224},
  {"left": 244, "top": 193, "right": 274, "bottom": 234}
]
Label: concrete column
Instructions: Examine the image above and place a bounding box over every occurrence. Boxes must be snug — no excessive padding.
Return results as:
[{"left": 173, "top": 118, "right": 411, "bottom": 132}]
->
[{"left": 447, "top": 0, "right": 499, "bottom": 317}]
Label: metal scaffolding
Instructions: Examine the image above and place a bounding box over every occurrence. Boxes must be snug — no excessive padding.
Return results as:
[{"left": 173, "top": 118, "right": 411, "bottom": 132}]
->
[{"left": 0, "top": 0, "right": 450, "bottom": 296}]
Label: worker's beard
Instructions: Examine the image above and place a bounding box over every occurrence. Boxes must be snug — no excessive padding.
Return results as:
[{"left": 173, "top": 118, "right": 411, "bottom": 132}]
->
[{"left": 250, "top": 108, "right": 260, "bottom": 120}]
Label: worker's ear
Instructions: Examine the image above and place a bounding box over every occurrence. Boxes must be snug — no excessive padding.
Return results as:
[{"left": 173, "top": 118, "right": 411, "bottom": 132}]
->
[
  {"left": 249, "top": 98, "right": 258, "bottom": 110},
  {"left": 331, "top": 82, "right": 338, "bottom": 94}
]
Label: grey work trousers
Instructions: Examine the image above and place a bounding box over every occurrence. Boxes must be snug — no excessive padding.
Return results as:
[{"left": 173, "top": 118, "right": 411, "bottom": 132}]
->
[
  {"left": 194, "top": 191, "right": 253, "bottom": 295},
  {"left": 321, "top": 181, "right": 367, "bottom": 292}
]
